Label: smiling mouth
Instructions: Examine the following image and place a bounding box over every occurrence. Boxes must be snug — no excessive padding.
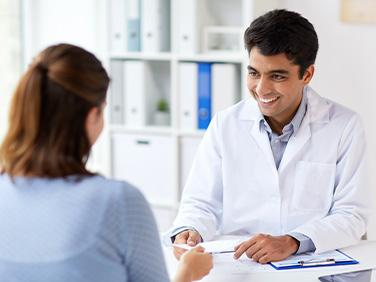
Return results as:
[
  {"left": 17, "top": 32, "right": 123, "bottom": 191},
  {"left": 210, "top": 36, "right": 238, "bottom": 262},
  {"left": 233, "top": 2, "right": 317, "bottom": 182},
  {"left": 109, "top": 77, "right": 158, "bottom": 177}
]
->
[{"left": 258, "top": 96, "right": 280, "bottom": 104}]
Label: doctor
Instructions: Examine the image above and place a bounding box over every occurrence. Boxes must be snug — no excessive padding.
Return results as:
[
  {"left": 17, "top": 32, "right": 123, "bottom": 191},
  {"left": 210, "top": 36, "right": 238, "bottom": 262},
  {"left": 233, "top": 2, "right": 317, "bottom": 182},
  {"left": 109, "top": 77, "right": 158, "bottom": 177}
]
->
[{"left": 167, "top": 9, "right": 371, "bottom": 263}]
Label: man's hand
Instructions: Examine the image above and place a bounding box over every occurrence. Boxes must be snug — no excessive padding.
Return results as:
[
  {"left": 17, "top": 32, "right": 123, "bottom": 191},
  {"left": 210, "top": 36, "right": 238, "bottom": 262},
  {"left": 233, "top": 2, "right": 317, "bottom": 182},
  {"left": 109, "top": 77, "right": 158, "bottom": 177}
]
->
[
  {"left": 233, "top": 234, "right": 299, "bottom": 264},
  {"left": 173, "top": 230, "right": 202, "bottom": 260}
]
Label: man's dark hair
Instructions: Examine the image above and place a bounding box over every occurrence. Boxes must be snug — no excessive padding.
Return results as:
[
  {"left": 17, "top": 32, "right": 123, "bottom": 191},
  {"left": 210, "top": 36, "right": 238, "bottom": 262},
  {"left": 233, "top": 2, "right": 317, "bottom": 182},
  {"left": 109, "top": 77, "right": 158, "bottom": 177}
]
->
[{"left": 244, "top": 9, "right": 319, "bottom": 78}]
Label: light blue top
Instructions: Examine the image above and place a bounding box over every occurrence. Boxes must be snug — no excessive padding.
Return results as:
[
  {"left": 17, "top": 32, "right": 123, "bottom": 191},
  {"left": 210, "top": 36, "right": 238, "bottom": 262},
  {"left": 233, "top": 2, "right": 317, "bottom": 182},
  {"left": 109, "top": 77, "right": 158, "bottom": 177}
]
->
[{"left": 0, "top": 174, "right": 169, "bottom": 282}]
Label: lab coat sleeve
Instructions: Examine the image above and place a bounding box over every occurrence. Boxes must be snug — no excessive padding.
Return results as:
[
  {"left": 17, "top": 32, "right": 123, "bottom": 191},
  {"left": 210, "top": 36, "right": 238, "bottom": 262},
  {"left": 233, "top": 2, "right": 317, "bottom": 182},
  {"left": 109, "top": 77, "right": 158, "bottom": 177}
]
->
[
  {"left": 292, "top": 114, "right": 373, "bottom": 253},
  {"left": 165, "top": 114, "right": 223, "bottom": 243}
]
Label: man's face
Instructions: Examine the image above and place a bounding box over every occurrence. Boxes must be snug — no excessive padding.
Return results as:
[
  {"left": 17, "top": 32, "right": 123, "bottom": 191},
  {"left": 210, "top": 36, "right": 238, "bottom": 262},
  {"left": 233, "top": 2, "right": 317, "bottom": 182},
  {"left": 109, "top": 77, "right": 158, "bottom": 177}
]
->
[{"left": 247, "top": 47, "right": 313, "bottom": 125}]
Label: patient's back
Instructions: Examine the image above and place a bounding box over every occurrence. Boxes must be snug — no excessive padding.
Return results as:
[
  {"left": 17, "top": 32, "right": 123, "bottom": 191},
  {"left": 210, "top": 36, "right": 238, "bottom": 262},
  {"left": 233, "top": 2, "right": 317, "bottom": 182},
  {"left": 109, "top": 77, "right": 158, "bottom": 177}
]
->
[{"left": 0, "top": 174, "right": 169, "bottom": 282}]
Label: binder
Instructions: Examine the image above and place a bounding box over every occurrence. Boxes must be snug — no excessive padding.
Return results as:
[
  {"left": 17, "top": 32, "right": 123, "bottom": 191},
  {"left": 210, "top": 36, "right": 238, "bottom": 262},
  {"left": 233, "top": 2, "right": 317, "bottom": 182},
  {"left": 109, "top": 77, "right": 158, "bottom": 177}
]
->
[
  {"left": 109, "top": 0, "right": 126, "bottom": 52},
  {"left": 109, "top": 60, "right": 124, "bottom": 124},
  {"left": 177, "top": 0, "right": 213, "bottom": 54},
  {"left": 124, "top": 61, "right": 151, "bottom": 127},
  {"left": 178, "top": 62, "right": 197, "bottom": 130},
  {"left": 197, "top": 63, "right": 212, "bottom": 130},
  {"left": 126, "top": 0, "right": 141, "bottom": 52},
  {"left": 141, "top": 0, "right": 170, "bottom": 52},
  {"left": 211, "top": 63, "right": 240, "bottom": 116},
  {"left": 270, "top": 250, "right": 358, "bottom": 270}
]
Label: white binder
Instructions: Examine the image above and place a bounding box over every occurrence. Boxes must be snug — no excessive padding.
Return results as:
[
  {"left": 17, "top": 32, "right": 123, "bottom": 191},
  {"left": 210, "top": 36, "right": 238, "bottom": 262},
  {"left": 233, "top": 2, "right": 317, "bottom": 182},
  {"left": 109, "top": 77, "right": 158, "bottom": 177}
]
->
[
  {"left": 211, "top": 63, "right": 240, "bottom": 116},
  {"left": 124, "top": 61, "right": 152, "bottom": 127},
  {"left": 177, "top": 0, "right": 212, "bottom": 54},
  {"left": 109, "top": 0, "right": 126, "bottom": 52},
  {"left": 109, "top": 60, "right": 124, "bottom": 124},
  {"left": 178, "top": 62, "right": 198, "bottom": 130},
  {"left": 141, "top": 0, "right": 170, "bottom": 52}
]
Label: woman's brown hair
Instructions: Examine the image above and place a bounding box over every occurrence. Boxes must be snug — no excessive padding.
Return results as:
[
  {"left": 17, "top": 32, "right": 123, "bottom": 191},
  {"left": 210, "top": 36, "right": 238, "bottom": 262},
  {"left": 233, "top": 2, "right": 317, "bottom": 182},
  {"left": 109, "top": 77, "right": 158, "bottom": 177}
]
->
[{"left": 0, "top": 43, "right": 110, "bottom": 177}]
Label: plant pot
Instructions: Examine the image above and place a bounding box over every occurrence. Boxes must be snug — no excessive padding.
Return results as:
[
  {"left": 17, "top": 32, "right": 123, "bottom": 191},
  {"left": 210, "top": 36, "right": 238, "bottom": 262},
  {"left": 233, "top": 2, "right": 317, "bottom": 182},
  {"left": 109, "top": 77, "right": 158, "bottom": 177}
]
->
[{"left": 154, "top": 111, "right": 170, "bottom": 126}]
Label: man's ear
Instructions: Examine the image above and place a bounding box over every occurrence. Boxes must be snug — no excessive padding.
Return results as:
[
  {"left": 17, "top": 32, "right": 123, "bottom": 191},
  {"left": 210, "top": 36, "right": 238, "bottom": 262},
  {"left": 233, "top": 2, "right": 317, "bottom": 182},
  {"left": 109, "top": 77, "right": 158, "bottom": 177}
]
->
[{"left": 302, "top": 64, "right": 315, "bottom": 84}]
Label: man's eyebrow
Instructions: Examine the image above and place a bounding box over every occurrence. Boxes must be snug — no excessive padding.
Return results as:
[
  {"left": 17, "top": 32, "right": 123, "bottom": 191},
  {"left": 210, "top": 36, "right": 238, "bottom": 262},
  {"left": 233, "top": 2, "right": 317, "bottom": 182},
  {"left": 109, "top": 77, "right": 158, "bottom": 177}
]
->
[{"left": 247, "top": 65, "right": 289, "bottom": 75}]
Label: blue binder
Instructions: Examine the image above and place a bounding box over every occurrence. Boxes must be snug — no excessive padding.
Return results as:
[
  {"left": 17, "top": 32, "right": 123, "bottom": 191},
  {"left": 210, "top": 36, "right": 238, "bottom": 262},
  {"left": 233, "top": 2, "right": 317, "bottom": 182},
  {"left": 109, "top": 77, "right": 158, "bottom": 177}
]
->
[
  {"left": 197, "top": 63, "right": 212, "bottom": 130},
  {"left": 127, "top": 19, "right": 141, "bottom": 52},
  {"left": 127, "top": 0, "right": 141, "bottom": 52}
]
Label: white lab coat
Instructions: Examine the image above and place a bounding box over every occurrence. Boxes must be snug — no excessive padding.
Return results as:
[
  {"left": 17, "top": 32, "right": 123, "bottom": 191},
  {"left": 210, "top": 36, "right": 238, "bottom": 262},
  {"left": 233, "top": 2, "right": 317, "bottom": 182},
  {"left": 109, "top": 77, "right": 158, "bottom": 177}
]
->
[{"left": 169, "top": 86, "right": 371, "bottom": 253}]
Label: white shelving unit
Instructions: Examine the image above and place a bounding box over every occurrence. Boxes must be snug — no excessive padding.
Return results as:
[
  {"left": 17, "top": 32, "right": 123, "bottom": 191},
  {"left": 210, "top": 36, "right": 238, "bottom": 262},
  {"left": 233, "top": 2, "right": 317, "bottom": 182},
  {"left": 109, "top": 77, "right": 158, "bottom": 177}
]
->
[{"left": 107, "top": 0, "right": 280, "bottom": 231}]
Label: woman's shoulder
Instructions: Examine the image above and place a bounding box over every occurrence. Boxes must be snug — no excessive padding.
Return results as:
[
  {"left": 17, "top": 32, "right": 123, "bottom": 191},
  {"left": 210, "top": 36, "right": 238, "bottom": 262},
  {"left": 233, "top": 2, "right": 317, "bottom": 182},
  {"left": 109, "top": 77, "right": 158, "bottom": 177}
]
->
[{"left": 83, "top": 175, "right": 147, "bottom": 204}]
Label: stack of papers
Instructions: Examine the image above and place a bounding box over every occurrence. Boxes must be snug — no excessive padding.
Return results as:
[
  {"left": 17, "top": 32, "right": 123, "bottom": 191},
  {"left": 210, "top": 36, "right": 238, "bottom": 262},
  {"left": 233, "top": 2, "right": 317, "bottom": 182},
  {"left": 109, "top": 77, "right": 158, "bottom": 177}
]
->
[{"left": 270, "top": 250, "right": 358, "bottom": 270}]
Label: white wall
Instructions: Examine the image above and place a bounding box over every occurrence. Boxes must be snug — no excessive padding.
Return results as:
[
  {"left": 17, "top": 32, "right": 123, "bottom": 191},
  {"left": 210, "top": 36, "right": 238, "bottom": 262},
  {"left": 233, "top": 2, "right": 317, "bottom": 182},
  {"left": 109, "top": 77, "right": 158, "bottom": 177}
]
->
[
  {"left": 0, "top": 0, "right": 21, "bottom": 143},
  {"left": 282, "top": 0, "right": 376, "bottom": 238},
  {"left": 21, "top": 0, "right": 111, "bottom": 176}
]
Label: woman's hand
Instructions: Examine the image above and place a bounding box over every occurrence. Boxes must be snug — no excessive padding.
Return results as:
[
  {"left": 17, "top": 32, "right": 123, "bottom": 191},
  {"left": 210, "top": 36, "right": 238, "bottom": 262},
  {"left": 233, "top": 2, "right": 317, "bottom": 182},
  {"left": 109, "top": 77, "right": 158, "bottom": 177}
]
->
[{"left": 174, "top": 246, "right": 213, "bottom": 282}]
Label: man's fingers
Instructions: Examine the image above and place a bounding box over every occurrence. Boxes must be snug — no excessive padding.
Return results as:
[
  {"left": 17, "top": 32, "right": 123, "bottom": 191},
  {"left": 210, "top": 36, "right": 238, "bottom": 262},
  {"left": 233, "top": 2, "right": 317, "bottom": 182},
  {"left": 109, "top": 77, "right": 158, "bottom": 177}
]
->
[
  {"left": 187, "top": 230, "right": 201, "bottom": 246},
  {"left": 249, "top": 247, "right": 267, "bottom": 262},
  {"left": 258, "top": 254, "right": 271, "bottom": 264},
  {"left": 245, "top": 242, "right": 263, "bottom": 259},
  {"left": 174, "top": 231, "right": 190, "bottom": 244},
  {"left": 233, "top": 240, "right": 255, "bottom": 259}
]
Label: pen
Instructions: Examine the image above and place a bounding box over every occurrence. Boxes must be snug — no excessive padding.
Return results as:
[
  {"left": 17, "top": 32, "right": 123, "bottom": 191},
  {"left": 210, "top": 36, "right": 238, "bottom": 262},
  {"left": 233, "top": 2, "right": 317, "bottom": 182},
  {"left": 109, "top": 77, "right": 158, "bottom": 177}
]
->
[
  {"left": 298, "top": 258, "right": 336, "bottom": 266},
  {"left": 210, "top": 250, "right": 235, "bottom": 255}
]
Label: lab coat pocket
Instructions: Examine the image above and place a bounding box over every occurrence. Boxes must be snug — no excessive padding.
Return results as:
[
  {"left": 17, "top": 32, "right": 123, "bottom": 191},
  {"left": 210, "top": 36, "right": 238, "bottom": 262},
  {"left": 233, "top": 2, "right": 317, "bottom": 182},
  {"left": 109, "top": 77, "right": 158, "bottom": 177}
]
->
[{"left": 292, "top": 161, "right": 335, "bottom": 212}]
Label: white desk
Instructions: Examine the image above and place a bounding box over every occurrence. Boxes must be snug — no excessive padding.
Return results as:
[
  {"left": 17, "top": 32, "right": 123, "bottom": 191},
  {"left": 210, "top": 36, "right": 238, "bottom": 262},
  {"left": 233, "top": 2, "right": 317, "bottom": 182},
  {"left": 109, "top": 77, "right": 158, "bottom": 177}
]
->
[{"left": 163, "top": 240, "right": 376, "bottom": 281}]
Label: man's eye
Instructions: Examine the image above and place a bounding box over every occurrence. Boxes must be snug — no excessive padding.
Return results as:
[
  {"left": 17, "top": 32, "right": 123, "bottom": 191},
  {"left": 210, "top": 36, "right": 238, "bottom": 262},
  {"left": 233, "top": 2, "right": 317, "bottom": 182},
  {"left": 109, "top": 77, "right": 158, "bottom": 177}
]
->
[
  {"left": 248, "top": 71, "right": 258, "bottom": 77},
  {"left": 272, "top": 74, "right": 285, "bottom": 81}
]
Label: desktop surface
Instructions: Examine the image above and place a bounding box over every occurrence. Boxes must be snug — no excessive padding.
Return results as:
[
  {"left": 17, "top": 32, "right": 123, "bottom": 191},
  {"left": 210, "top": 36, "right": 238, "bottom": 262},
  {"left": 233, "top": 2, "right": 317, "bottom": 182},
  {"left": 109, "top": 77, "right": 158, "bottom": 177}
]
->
[{"left": 319, "top": 268, "right": 376, "bottom": 282}]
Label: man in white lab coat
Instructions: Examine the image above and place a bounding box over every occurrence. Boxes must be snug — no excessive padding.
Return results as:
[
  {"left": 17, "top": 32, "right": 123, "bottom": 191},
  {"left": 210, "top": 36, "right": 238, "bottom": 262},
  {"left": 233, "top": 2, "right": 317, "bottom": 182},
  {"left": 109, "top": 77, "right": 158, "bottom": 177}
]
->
[{"left": 167, "top": 9, "right": 371, "bottom": 263}]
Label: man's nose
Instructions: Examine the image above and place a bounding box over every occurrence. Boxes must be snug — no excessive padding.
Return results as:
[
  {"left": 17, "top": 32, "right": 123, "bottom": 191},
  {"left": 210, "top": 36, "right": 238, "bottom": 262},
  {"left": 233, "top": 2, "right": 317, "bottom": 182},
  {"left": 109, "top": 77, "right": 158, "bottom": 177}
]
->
[{"left": 255, "top": 77, "right": 272, "bottom": 96}]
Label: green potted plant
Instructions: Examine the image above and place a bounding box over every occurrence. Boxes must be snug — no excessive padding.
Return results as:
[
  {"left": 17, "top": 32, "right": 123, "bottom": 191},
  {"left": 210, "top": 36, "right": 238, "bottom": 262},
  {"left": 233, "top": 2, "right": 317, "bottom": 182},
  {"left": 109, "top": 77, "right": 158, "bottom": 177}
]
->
[{"left": 154, "top": 98, "right": 170, "bottom": 126}]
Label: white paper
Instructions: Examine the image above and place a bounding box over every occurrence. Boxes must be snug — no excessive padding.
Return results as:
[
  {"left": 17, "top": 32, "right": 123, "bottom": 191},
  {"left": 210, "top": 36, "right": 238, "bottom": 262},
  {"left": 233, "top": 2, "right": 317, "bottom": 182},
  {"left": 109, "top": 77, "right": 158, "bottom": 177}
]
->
[{"left": 173, "top": 238, "right": 245, "bottom": 254}]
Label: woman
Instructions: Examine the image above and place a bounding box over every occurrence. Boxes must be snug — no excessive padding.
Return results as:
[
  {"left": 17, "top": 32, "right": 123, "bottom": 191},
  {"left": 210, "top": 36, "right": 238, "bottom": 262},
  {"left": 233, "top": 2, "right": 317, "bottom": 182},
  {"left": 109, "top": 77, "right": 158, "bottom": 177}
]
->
[{"left": 0, "top": 44, "right": 212, "bottom": 282}]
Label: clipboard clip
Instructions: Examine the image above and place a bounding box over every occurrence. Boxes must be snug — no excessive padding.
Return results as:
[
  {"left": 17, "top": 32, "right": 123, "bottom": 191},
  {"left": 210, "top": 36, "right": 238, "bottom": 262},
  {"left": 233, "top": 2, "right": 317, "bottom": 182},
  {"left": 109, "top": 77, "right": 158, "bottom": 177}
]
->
[{"left": 298, "top": 258, "right": 336, "bottom": 266}]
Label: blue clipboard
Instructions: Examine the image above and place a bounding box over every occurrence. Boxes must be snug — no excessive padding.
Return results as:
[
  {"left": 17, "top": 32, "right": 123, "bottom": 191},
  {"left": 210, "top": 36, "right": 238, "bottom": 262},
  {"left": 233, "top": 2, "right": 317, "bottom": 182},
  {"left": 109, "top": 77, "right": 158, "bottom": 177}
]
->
[{"left": 270, "top": 250, "right": 359, "bottom": 270}]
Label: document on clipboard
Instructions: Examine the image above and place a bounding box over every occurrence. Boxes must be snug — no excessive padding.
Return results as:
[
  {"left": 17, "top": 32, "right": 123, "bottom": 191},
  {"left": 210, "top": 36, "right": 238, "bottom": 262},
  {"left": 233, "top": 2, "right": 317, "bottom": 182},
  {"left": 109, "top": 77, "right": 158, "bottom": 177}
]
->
[{"left": 270, "top": 249, "right": 358, "bottom": 270}]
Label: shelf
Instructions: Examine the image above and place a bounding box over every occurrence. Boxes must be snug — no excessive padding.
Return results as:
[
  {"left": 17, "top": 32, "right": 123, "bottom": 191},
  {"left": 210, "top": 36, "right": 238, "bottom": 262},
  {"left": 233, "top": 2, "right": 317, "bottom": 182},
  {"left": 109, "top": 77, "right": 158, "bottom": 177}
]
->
[
  {"left": 110, "top": 52, "right": 245, "bottom": 64},
  {"left": 109, "top": 125, "right": 174, "bottom": 136},
  {"left": 177, "top": 130, "right": 205, "bottom": 138},
  {"left": 177, "top": 53, "right": 245, "bottom": 63},
  {"left": 110, "top": 52, "right": 173, "bottom": 61}
]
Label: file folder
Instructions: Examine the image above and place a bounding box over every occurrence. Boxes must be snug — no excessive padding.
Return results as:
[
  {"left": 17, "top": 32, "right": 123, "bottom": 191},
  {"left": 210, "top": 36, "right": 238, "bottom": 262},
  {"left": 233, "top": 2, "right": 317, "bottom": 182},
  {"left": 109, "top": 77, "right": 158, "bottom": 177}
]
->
[
  {"left": 109, "top": 60, "right": 124, "bottom": 124},
  {"left": 197, "top": 63, "right": 212, "bottom": 130},
  {"left": 211, "top": 63, "right": 240, "bottom": 116},
  {"left": 109, "top": 0, "right": 126, "bottom": 52},
  {"left": 141, "top": 0, "right": 170, "bottom": 52},
  {"left": 124, "top": 61, "right": 150, "bottom": 127},
  {"left": 127, "top": 0, "right": 141, "bottom": 52},
  {"left": 178, "top": 62, "right": 198, "bottom": 130}
]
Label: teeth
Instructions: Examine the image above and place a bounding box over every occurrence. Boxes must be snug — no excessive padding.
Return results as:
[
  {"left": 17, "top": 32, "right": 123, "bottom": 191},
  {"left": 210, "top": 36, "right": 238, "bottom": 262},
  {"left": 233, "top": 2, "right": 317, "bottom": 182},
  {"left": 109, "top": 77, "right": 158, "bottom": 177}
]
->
[{"left": 259, "top": 96, "right": 278, "bottom": 103}]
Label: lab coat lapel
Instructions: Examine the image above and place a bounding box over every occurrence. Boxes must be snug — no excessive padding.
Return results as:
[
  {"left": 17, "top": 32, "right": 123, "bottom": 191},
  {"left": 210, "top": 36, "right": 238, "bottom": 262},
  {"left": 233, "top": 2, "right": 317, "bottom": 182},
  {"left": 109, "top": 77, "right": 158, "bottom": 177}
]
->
[
  {"left": 240, "top": 99, "right": 276, "bottom": 172},
  {"left": 250, "top": 120, "right": 277, "bottom": 171},
  {"left": 278, "top": 88, "right": 330, "bottom": 174},
  {"left": 278, "top": 116, "right": 311, "bottom": 173}
]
